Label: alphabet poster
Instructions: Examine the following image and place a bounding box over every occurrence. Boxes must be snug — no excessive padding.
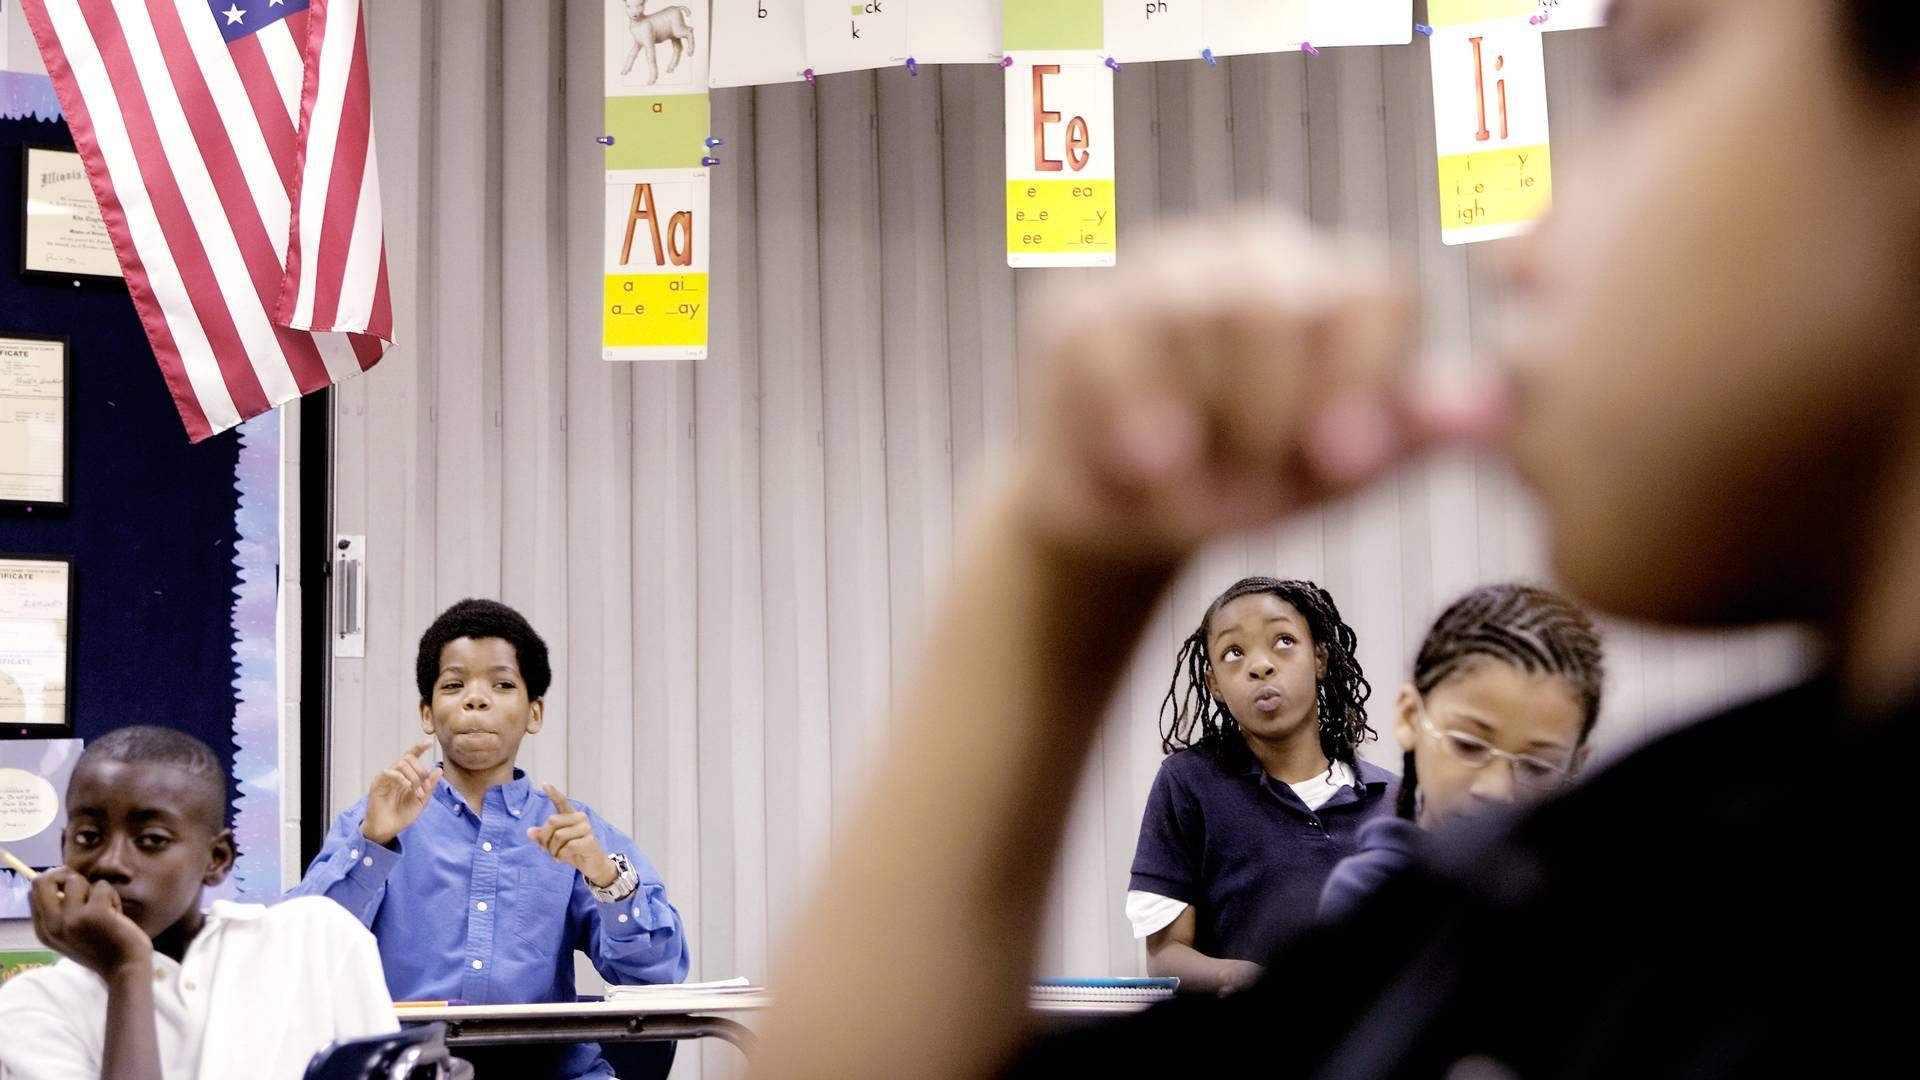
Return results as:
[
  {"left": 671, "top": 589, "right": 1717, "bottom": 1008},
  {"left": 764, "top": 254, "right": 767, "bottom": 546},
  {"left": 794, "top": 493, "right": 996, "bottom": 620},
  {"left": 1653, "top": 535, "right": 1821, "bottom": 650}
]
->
[
  {"left": 605, "top": 1, "right": 712, "bottom": 359},
  {"left": 1104, "top": 0, "right": 1202, "bottom": 64},
  {"left": 1304, "top": 1, "right": 1412, "bottom": 49},
  {"left": 711, "top": 0, "right": 807, "bottom": 86},
  {"left": 1428, "top": 0, "right": 1533, "bottom": 20},
  {"left": 607, "top": 0, "right": 711, "bottom": 93},
  {"left": 1427, "top": 1, "right": 1550, "bottom": 245},
  {"left": 1004, "top": 0, "right": 1114, "bottom": 267},
  {"left": 1107, "top": 2, "right": 1405, "bottom": 63},
  {"left": 804, "top": 0, "right": 907, "bottom": 75},
  {"left": 604, "top": 172, "right": 711, "bottom": 357},
  {"left": 1200, "top": 0, "right": 1308, "bottom": 59},
  {"left": 906, "top": 1, "right": 999, "bottom": 65}
]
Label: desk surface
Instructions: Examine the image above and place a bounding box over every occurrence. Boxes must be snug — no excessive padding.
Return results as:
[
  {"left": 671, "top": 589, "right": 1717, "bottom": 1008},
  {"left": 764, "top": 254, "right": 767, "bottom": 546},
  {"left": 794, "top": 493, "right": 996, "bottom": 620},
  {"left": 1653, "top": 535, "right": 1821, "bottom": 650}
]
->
[
  {"left": 396, "top": 993, "right": 1152, "bottom": 1026},
  {"left": 396, "top": 993, "right": 774, "bottom": 1023}
]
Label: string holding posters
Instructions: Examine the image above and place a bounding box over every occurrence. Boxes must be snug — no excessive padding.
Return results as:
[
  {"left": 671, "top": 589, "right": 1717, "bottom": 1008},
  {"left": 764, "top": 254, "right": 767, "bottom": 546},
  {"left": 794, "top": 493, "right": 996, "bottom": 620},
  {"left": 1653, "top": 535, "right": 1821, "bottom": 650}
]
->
[
  {"left": 604, "top": 0, "right": 712, "bottom": 360},
  {"left": 1426, "top": 0, "right": 1551, "bottom": 244},
  {"left": 711, "top": 0, "right": 807, "bottom": 86},
  {"left": 1003, "top": 0, "right": 1114, "bottom": 268},
  {"left": 803, "top": 0, "right": 906, "bottom": 74}
]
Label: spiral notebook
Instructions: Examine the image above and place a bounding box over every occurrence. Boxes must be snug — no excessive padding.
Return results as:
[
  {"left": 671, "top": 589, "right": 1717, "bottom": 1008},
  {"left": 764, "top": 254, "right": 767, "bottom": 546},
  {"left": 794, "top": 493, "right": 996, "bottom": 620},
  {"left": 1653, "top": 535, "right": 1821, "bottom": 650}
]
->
[{"left": 1029, "top": 977, "right": 1179, "bottom": 1005}]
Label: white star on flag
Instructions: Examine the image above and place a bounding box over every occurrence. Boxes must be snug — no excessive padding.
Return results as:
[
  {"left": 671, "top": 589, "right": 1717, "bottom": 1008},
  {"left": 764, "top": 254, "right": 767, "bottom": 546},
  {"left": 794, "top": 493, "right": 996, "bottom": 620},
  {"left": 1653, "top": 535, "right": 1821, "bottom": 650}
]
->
[{"left": 222, "top": 4, "right": 245, "bottom": 24}]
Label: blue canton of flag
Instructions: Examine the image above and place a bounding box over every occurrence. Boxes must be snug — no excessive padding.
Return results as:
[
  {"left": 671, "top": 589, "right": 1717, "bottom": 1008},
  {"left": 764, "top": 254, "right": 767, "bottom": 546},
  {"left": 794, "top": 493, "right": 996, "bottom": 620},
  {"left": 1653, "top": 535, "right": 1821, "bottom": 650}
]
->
[{"left": 210, "top": 0, "right": 311, "bottom": 43}]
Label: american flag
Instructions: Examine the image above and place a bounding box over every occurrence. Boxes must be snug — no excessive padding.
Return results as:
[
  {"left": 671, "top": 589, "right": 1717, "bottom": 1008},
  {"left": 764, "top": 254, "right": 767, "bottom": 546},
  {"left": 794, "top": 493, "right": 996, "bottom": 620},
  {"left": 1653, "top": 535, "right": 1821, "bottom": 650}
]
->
[{"left": 21, "top": 0, "right": 390, "bottom": 442}]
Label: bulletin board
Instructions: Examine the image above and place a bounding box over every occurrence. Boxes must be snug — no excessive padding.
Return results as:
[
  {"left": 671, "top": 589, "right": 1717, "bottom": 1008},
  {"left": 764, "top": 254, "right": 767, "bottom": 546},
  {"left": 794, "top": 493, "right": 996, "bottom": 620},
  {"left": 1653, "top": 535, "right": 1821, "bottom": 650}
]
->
[{"left": 0, "top": 105, "right": 285, "bottom": 915}]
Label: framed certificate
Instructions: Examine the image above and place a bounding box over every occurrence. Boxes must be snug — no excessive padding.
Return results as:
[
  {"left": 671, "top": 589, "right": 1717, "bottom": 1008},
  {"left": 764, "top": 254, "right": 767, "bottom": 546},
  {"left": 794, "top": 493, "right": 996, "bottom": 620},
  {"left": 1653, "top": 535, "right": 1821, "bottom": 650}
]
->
[
  {"left": 0, "top": 334, "right": 69, "bottom": 511},
  {"left": 0, "top": 555, "right": 73, "bottom": 739},
  {"left": 20, "top": 146, "right": 122, "bottom": 282}
]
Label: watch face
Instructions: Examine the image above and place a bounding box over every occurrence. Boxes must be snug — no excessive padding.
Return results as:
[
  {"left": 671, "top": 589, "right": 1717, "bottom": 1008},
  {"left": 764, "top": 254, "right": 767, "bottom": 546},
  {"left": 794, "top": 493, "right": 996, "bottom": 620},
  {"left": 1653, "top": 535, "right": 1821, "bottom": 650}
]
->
[{"left": 595, "top": 855, "right": 639, "bottom": 900}]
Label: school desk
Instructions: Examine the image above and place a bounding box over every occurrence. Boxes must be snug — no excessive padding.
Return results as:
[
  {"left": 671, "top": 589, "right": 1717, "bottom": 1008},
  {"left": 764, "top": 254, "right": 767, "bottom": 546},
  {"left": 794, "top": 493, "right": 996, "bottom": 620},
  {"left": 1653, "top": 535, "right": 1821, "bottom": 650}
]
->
[
  {"left": 393, "top": 992, "right": 1153, "bottom": 1060},
  {"left": 395, "top": 993, "right": 770, "bottom": 1058}
]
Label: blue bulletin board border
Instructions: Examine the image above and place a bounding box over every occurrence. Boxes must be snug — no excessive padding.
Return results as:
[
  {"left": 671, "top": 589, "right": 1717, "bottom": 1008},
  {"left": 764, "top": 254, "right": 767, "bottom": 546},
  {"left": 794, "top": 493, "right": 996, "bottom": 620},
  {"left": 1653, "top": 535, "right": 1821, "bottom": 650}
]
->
[
  {"left": 225, "top": 413, "right": 281, "bottom": 900},
  {"left": 0, "top": 73, "right": 61, "bottom": 124}
]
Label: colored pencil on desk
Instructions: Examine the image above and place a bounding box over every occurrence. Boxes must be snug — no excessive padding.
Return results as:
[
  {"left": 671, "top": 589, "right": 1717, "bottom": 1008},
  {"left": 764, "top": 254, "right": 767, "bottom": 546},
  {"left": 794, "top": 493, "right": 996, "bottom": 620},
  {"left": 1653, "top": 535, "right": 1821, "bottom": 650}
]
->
[{"left": 394, "top": 1000, "right": 468, "bottom": 1008}]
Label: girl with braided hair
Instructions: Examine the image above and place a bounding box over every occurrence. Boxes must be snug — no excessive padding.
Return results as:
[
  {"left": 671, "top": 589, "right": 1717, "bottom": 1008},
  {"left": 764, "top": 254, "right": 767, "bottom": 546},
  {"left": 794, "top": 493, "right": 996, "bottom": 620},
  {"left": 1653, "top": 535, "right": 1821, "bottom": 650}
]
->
[
  {"left": 1126, "top": 577, "right": 1398, "bottom": 995},
  {"left": 1318, "top": 584, "right": 1604, "bottom": 920}
]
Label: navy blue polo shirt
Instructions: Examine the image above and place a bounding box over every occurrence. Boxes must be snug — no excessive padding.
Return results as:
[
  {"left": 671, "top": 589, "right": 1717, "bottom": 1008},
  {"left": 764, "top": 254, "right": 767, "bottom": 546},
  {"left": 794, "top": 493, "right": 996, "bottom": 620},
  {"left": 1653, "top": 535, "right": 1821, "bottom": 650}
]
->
[
  {"left": 1318, "top": 815, "right": 1425, "bottom": 922},
  {"left": 1130, "top": 744, "right": 1398, "bottom": 961}
]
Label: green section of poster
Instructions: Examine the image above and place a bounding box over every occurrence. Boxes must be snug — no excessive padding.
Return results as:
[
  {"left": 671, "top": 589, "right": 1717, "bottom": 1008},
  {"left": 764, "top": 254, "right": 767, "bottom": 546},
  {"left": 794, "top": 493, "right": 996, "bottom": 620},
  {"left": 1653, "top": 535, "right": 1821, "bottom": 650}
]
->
[
  {"left": 0, "top": 950, "right": 58, "bottom": 984},
  {"left": 1002, "top": 0, "right": 1102, "bottom": 51}
]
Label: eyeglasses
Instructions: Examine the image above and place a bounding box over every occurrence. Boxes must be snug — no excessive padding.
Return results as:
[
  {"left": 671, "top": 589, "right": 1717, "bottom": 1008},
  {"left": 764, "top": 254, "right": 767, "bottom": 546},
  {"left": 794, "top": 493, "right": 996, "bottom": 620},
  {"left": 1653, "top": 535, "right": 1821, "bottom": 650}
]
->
[{"left": 1415, "top": 701, "right": 1573, "bottom": 791}]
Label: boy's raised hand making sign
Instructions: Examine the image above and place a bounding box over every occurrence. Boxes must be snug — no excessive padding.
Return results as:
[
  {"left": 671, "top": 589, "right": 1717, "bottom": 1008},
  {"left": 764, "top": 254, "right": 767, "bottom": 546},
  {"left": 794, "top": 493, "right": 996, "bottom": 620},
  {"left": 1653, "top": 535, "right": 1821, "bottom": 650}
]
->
[
  {"left": 528, "top": 785, "right": 620, "bottom": 889},
  {"left": 358, "top": 740, "right": 445, "bottom": 847}
]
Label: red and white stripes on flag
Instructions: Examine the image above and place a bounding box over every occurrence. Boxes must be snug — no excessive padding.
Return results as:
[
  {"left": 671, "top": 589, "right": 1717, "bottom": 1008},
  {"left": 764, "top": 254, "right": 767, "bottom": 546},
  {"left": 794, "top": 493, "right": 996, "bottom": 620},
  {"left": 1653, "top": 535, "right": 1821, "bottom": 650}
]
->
[{"left": 22, "top": 0, "right": 391, "bottom": 442}]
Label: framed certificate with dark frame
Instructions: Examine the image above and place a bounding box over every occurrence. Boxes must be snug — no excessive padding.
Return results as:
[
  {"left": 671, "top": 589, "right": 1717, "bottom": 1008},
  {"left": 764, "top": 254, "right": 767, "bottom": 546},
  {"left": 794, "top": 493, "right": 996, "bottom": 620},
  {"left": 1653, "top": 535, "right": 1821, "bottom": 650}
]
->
[
  {"left": 0, "top": 555, "right": 74, "bottom": 740},
  {"left": 20, "top": 145, "right": 122, "bottom": 284},
  {"left": 0, "top": 334, "right": 70, "bottom": 512}
]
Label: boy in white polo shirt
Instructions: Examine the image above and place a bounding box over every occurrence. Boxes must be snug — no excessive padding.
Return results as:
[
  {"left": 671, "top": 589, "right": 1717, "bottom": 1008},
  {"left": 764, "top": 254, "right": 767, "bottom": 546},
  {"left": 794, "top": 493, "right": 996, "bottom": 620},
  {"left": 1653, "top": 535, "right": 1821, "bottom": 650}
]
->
[{"left": 0, "top": 727, "right": 397, "bottom": 1080}]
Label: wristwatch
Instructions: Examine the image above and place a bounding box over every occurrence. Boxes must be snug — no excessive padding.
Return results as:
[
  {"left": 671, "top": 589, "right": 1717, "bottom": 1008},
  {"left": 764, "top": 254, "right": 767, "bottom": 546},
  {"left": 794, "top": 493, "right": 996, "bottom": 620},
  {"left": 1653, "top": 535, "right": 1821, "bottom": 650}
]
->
[{"left": 589, "top": 852, "right": 641, "bottom": 903}]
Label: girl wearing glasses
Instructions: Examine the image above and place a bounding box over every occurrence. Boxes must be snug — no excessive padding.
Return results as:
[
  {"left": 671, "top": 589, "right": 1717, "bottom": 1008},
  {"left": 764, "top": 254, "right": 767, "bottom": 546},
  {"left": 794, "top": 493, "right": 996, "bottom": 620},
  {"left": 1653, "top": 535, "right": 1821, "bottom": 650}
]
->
[{"left": 1319, "top": 584, "right": 1604, "bottom": 920}]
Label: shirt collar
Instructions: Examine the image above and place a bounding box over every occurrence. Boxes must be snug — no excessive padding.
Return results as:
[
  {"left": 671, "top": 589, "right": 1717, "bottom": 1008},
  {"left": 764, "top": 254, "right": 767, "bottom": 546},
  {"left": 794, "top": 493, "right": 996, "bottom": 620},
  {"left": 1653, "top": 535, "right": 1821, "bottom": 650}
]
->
[
  {"left": 432, "top": 766, "right": 534, "bottom": 818},
  {"left": 204, "top": 900, "right": 268, "bottom": 923},
  {"left": 1352, "top": 759, "right": 1392, "bottom": 791},
  {"left": 140, "top": 902, "right": 269, "bottom": 977},
  {"left": 1235, "top": 753, "right": 1381, "bottom": 789},
  {"left": 1236, "top": 755, "right": 1390, "bottom": 812}
]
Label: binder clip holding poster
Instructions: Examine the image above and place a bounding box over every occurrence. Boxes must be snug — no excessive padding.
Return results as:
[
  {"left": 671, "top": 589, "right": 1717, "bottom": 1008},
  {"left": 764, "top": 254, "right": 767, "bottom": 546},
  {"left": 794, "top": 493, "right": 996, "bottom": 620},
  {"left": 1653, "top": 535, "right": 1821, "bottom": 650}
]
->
[{"left": 1003, "top": 0, "right": 1115, "bottom": 268}]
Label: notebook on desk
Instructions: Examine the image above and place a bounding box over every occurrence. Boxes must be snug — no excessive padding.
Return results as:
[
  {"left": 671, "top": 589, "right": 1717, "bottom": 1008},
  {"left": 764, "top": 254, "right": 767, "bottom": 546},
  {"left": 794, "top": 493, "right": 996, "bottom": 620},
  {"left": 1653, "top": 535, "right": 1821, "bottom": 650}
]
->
[
  {"left": 1030, "top": 977, "right": 1179, "bottom": 1005},
  {"left": 604, "top": 977, "right": 763, "bottom": 1000}
]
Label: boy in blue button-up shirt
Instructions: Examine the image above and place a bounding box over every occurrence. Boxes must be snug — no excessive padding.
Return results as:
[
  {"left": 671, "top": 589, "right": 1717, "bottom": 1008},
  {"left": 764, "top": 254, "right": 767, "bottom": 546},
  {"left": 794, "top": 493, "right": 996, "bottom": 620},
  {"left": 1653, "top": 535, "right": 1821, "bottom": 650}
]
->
[{"left": 289, "top": 599, "right": 688, "bottom": 1080}]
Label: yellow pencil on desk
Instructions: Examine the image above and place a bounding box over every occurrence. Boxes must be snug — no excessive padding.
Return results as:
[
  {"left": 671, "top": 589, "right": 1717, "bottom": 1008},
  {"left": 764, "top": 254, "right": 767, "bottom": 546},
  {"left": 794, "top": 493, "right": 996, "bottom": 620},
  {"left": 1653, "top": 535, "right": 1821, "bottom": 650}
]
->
[
  {"left": 0, "top": 847, "right": 39, "bottom": 880},
  {"left": 394, "top": 1000, "right": 468, "bottom": 1008}
]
